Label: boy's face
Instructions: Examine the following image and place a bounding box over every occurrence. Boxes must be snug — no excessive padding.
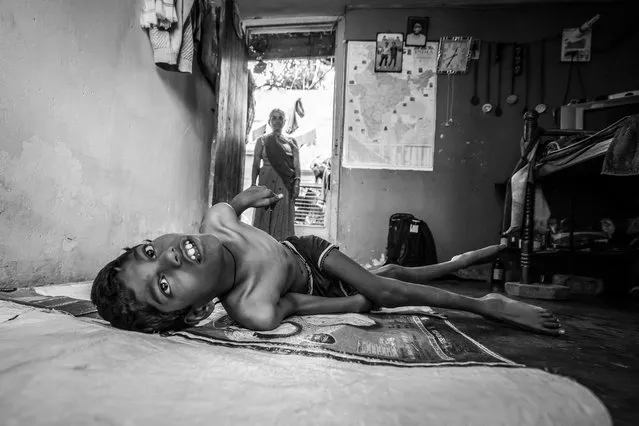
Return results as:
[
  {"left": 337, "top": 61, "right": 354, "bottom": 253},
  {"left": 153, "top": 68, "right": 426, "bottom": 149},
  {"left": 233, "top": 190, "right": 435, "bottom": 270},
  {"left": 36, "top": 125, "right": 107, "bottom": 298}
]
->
[
  {"left": 118, "top": 233, "right": 226, "bottom": 313},
  {"left": 413, "top": 23, "right": 422, "bottom": 34}
]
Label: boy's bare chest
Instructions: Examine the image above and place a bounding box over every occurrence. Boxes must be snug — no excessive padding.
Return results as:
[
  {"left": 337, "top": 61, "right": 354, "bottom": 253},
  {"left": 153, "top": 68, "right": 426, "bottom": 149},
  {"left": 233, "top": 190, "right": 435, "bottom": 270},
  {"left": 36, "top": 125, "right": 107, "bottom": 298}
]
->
[{"left": 228, "top": 241, "right": 297, "bottom": 300}]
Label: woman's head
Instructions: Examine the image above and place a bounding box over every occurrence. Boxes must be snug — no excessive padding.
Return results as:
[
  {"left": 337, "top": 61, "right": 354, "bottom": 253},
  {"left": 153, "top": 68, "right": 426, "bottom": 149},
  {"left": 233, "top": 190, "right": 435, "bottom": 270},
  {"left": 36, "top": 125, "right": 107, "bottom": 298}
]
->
[{"left": 268, "top": 108, "right": 286, "bottom": 133}]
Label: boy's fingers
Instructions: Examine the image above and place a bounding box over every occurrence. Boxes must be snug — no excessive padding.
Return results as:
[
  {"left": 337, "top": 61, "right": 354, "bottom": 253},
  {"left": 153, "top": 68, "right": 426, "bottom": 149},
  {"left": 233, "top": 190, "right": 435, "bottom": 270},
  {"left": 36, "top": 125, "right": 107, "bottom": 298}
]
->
[
  {"left": 257, "top": 193, "right": 283, "bottom": 208},
  {"left": 270, "top": 193, "right": 284, "bottom": 204}
]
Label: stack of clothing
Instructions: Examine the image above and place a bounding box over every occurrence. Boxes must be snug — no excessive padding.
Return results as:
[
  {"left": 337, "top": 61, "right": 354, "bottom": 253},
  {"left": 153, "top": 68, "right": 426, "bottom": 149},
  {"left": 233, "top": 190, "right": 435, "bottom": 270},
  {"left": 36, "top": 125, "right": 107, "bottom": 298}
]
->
[{"left": 139, "top": 0, "right": 218, "bottom": 86}]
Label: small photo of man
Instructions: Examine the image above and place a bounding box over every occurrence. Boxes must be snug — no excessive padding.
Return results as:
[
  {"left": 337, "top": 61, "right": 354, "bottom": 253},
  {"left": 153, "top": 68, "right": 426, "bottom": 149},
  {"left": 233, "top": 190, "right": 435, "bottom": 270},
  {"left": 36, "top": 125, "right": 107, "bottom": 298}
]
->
[{"left": 405, "top": 17, "right": 429, "bottom": 47}]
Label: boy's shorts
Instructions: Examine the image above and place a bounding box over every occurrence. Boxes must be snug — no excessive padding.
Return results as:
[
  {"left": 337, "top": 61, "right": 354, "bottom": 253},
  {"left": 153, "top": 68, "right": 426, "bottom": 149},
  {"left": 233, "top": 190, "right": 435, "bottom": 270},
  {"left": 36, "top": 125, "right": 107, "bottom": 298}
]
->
[{"left": 282, "top": 235, "right": 358, "bottom": 298}]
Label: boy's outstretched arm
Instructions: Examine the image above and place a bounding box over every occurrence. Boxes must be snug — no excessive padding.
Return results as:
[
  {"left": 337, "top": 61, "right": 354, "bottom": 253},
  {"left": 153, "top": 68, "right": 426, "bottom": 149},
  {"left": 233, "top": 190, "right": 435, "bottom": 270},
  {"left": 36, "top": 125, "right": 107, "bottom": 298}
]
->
[
  {"left": 229, "top": 185, "right": 283, "bottom": 216},
  {"left": 235, "top": 293, "right": 372, "bottom": 331},
  {"left": 200, "top": 186, "right": 282, "bottom": 233}
]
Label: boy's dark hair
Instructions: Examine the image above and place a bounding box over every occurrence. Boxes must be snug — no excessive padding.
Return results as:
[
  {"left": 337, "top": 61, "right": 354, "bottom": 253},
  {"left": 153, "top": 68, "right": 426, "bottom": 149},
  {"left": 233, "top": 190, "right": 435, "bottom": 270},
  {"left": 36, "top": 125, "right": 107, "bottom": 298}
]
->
[{"left": 91, "top": 247, "right": 190, "bottom": 333}]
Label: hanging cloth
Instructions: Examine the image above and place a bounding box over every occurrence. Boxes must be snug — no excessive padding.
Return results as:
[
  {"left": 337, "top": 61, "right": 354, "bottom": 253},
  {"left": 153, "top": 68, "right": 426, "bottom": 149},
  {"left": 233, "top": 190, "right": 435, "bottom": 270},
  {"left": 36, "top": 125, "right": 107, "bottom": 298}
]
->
[
  {"left": 286, "top": 98, "right": 306, "bottom": 134},
  {"left": 140, "top": 0, "right": 196, "bottom": 73}
]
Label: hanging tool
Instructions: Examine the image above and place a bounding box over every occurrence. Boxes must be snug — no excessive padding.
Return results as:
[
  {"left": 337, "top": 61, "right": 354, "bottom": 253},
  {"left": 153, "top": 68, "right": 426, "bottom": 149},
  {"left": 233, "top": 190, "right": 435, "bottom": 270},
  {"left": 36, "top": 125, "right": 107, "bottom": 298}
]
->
[
  {"left": 481, "top": 43, "right": 493, "bottom": 114},
  {"left": 506, "top": 43, "right": 521, "bottom": 105},
  {"left": 470, "top": 57, "right": 480, "bottom": 105},
  {"left": 494, "top": 43, "right": 503, "bottom": 117},
  {"left": 522, "top": 44, "right": 530, "bottom": 115},
  {"left": 534, "top": 39, "right": 547, "bottom": 114}
]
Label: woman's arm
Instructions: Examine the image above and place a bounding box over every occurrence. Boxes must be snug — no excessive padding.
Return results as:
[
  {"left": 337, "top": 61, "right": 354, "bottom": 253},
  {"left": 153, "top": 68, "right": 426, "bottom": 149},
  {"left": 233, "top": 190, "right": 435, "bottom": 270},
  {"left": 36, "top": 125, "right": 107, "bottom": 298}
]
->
[
  {"left": 251, "top": 138, "right": 263, "bottom": 186},
  {"left": 292, "top": 139, "right": 301, "bottom": 198}
]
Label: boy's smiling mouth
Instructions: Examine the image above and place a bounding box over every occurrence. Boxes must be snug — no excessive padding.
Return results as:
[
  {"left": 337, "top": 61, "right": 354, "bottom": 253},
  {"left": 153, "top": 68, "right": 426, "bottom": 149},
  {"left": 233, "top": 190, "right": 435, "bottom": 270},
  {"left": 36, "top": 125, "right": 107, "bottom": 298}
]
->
[{"left": 182, "top": 237, "right": 202, "bottom": 263}]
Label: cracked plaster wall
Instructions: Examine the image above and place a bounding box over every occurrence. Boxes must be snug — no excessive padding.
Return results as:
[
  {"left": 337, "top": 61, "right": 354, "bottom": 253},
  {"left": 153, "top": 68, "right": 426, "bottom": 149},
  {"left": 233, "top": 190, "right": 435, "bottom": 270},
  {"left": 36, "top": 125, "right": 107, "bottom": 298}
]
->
[{"left": 0, "top": 0, "right": 215, "bottom": 287}]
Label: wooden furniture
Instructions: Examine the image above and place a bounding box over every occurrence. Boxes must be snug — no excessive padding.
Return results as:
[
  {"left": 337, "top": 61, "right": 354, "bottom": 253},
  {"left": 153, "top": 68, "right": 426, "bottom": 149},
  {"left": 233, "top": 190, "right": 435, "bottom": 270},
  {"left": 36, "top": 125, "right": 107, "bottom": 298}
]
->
[{"left": 503, "top": 112, "right": 638, "bottom": 299}]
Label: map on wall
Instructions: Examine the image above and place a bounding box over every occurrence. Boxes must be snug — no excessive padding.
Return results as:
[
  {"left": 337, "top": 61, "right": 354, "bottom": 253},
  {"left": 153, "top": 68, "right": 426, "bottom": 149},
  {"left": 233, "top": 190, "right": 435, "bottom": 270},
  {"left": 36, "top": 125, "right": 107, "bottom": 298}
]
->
[{"left": 343, "top": 41, "right": 437, "bottom": 171}]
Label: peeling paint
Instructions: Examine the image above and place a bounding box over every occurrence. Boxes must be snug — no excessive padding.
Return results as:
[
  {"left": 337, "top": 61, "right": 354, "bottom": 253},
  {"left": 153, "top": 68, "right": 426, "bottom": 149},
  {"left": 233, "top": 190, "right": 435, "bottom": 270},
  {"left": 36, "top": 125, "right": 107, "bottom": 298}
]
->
[{"left": 62, "top": 237, "right": 78, "bottom": 252}]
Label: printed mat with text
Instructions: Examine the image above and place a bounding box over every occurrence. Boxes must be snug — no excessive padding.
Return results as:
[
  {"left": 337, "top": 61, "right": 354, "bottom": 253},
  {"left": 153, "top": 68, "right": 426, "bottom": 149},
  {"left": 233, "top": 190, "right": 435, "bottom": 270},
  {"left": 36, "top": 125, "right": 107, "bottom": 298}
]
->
[{"left": 0, "top": 287, "right": 521, "bottom": 368}]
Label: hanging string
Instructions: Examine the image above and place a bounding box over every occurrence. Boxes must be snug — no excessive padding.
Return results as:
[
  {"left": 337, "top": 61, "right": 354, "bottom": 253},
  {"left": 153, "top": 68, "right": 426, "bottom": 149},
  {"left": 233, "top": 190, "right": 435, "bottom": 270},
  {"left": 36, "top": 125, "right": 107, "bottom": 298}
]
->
[
  {"left": 539, "top": 39, "right": 545, "bottom": 106},
  {"left": 449, "top": 74, "right": 455, "bottom": 124},
  {"left": 523, "top": 44, "right": 529, "bottom": 108},
  {"left": 576, "top": 61, "right": 587, "bottom": 99},
  {"left": 562, "top": 57, "right": 575, "bottom": 105},
  {"left": 562, "top": 54, "right": 588, "bottom": 105},
  {"left": 444, "top": 74, "right": 452, "bottom": 125}
]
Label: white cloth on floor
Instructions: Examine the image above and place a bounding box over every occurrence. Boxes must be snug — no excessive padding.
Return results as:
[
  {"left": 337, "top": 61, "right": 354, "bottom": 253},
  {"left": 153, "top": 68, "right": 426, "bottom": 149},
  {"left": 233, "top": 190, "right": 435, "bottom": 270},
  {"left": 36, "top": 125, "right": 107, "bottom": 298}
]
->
[{"left": 0, "top": 300, "right": 613, "bottom": 426}]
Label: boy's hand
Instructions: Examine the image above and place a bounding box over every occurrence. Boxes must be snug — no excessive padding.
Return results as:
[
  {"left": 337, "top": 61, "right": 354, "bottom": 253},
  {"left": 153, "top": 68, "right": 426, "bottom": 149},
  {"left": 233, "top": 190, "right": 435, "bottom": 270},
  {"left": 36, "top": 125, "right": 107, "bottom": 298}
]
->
[{"left": 230, "top": 186, "right": 283, "bottom": 214}]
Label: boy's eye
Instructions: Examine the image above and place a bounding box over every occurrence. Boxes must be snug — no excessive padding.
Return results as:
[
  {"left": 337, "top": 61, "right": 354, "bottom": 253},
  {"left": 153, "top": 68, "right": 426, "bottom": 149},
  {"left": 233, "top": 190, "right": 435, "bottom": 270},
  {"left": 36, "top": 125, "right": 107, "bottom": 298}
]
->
[
  {"left": 158, "top": 276, "right": 171, "bottom": 297},
  {"left": 143, "top": 244, "right": 155, "bottom": 258}
]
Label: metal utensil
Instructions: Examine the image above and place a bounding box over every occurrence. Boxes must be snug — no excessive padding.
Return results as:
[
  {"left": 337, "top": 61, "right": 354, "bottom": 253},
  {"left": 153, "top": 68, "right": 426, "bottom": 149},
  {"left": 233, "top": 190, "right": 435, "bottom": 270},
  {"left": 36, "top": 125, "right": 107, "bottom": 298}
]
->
[
  {"left": 494, "top": 43, "right": 503, "bottom": 117},
  {"left": 470, "top": 59, "right": 480, "bottom": 105},
  {"left": 534, "top": 39, "right": 547, "bottom": 114},
  {"left": 482, "top": 43, "right": 493, "bottom": 114},
  {"left": 506, "top": 43, "right": 520, "bottom": 105}
]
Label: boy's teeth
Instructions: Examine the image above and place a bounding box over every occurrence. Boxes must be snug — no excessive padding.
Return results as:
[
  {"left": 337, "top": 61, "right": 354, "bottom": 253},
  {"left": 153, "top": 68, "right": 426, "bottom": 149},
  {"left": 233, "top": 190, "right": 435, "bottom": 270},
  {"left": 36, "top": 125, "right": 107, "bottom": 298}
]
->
[{"left": 184, "top": 239, "right": 200, "bottom": 261}]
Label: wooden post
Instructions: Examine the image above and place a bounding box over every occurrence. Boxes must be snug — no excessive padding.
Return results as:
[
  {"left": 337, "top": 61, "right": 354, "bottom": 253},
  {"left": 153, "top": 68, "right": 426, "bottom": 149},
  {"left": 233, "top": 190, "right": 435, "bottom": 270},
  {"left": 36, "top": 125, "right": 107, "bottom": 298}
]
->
[
  {"left": 211, "top": 0, "right": 248, "bottom": 205},
  {"left": 329, "top": 18, "right": 346, "bottom": 242},
  {"left": 520, "top": 111, "right": 538, "bottom": 284},
  {"left": 506, "top": 111, "right": 570, "bottom": 299}
]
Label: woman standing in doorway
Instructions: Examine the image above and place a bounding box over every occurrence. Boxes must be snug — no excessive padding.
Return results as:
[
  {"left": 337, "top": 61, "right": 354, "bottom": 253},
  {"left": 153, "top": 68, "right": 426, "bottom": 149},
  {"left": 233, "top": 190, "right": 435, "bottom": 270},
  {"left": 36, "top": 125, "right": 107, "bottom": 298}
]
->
[{"left": 251, "top": 108, "right": 301, "bottom": 240}]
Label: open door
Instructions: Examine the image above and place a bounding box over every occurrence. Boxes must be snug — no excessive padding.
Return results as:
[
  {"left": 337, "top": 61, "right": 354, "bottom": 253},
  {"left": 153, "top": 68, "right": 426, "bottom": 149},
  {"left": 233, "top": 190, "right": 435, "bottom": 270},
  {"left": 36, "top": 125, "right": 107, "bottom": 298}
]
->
[
  {"left": 208, "top": 9, "right": 345, "bottom": 244},
  {"left": 209, "top": 0, "right": 249, "bottom": 205},
  {"left": 242, "top": 18, "right": 342, "bottom": 241}
]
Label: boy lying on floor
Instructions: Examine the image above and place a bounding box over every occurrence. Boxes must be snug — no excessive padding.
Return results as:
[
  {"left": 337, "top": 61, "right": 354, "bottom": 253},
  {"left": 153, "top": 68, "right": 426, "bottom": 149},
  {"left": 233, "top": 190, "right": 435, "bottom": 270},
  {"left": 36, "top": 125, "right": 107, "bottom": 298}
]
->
[{"left": 91, "top": 186, "right": 564, "bottom": 336}]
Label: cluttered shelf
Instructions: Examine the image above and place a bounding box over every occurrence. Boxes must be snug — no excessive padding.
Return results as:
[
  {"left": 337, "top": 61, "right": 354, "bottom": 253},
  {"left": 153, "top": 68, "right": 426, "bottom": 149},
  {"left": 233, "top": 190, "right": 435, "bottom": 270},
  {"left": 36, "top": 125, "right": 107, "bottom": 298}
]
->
[{"left": 500, "top": 110, "right": 639, "bottom": 298}]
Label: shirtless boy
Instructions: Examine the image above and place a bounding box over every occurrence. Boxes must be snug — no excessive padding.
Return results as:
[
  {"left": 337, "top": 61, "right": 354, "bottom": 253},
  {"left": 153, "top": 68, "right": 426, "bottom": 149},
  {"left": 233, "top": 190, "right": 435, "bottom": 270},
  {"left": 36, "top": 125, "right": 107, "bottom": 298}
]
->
[{"left": 91, "top": 186, "right": 563, "bottom": 336}]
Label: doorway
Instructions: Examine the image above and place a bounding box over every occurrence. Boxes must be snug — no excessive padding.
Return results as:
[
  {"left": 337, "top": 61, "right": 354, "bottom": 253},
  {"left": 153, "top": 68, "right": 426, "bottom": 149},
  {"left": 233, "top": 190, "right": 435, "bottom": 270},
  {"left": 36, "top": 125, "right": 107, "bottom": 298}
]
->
[{"left": 242, "top": 22, "right": 338, "bottom": 240}]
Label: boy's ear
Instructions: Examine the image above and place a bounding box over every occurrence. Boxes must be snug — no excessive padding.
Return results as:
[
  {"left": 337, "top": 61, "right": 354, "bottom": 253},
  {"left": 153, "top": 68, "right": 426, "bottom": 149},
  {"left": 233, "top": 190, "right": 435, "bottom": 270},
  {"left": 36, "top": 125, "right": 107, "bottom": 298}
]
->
[{"left": 184, "top": 302, "right": 216, "bottom": 325}]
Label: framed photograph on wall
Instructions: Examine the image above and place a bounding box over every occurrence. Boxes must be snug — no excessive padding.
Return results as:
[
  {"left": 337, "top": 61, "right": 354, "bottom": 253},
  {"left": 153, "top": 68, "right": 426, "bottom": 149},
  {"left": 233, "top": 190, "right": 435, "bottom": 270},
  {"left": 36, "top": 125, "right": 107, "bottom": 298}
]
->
[
  {"left": 375, "top": 32, "right": 404, "bottom": 73},
  {"left": 405, "top": 17, "right": 429, "bottom": 47}
]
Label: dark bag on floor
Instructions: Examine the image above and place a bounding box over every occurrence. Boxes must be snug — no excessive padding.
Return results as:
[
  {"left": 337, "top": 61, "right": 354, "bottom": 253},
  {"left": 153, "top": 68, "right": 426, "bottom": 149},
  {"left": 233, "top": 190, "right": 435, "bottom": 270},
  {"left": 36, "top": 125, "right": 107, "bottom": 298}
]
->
[{"left": 385, "top": 213, "right": 438, "bottom": 267}]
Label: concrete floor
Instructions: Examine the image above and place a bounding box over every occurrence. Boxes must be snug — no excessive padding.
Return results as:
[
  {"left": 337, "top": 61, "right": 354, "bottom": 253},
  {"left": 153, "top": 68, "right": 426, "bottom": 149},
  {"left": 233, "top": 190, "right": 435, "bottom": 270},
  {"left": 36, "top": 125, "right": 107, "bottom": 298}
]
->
[{"left": 433, "top": 280, "right": 639, "bottom": 426}]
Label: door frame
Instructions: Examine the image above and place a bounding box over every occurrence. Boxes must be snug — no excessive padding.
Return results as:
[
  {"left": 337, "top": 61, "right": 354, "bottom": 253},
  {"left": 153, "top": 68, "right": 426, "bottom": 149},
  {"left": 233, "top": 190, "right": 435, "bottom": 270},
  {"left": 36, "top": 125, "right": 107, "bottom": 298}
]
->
[
  {"left": 210, "top": 0, "right": 249, "bottom": 206},
  {"left": 243, "top": 16, "right": 345, "bottom": 243},
  {"left": 328, "top": 17, "right": 345, "bottom": 243}
]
